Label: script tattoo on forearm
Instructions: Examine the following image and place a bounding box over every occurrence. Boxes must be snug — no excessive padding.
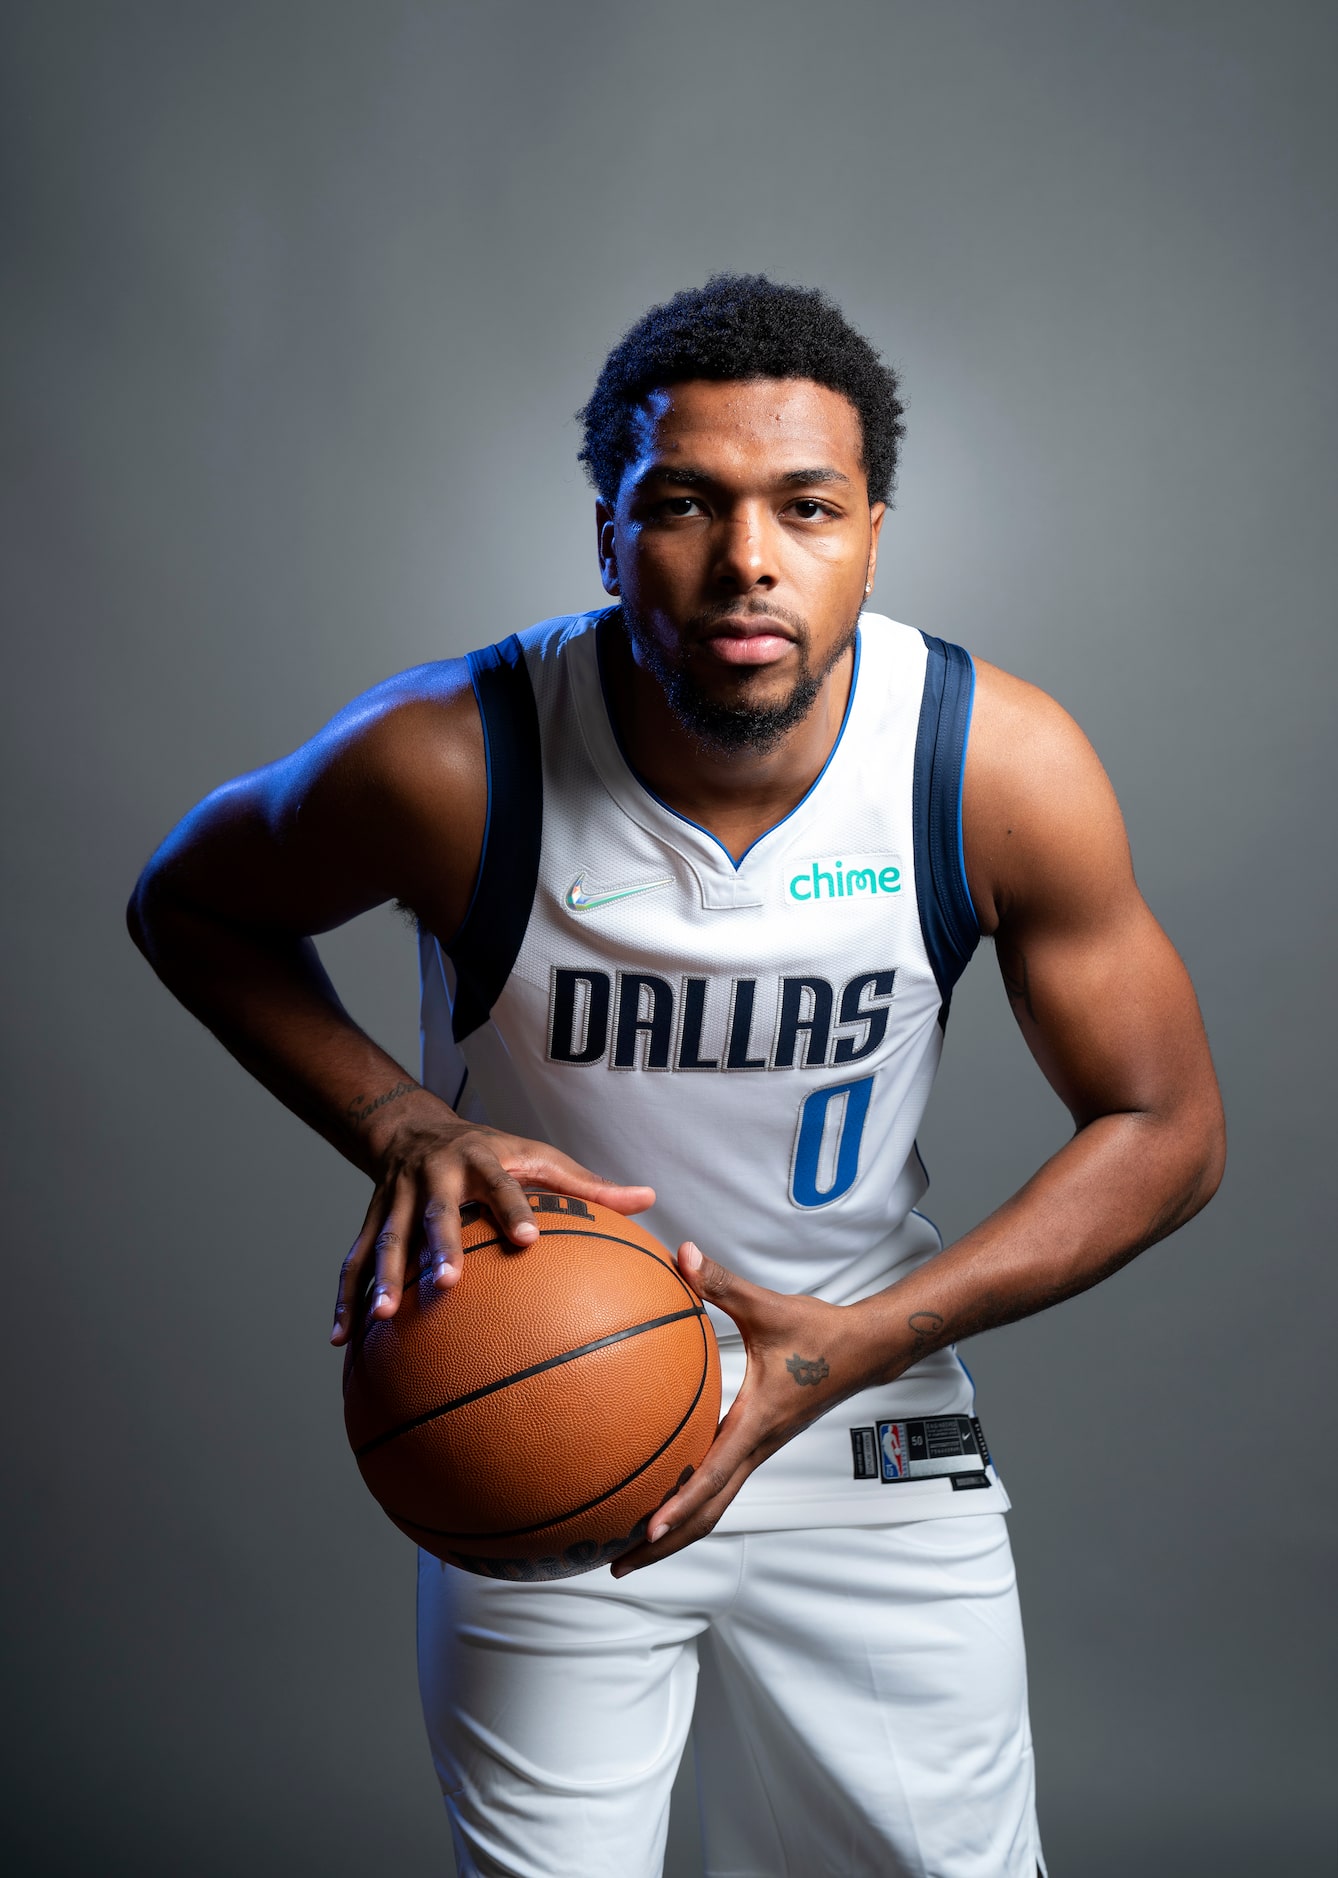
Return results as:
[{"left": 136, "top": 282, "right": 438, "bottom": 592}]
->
[
  {"left": 786, "top": 1353, "right": 830, "bottom": 1387},
  {"left": 347, "top": 1080, "right": 419, "bottom": 1127},
  {"left": 907, "top": 1310, "right": 945, "bottom": 1357}
]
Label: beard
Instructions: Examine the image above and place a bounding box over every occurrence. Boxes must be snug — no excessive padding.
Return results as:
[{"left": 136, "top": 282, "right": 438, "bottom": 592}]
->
[{"left": 619, "top": 598, "right": 859, "bottom": 757}]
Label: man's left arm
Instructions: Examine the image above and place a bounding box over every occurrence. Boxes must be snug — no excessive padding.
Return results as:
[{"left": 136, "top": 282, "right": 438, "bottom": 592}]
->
[{"left": 614, "top": 660, "right": 1226, "bottom": 1573}]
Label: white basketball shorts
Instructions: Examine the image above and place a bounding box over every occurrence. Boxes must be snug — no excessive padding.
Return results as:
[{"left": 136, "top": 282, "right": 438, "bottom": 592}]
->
[{"left": 417, "top": 1512, "right": 1046, "bottom": 1877}]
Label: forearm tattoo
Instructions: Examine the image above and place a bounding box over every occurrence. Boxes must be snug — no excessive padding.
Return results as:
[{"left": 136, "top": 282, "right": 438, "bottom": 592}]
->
[
  {"left": 907, "top": 1310, "right": 945, "bottom": 1356},
  {"left": 347, "top": 1080, "right": 419, "bottom": 1128},
  {"left": 786, "top": 1353, "right": 830, "bottom": 1387}
]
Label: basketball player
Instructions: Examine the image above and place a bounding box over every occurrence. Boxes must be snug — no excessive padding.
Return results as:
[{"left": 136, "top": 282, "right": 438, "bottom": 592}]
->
[{"left": 128, "top": 276, "right": 1224, "bottom": 1877}]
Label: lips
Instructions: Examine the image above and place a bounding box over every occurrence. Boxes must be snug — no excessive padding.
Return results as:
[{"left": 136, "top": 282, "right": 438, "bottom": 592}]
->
[{"left": 698, "top": 618, "right": 797, "bottom": 667}]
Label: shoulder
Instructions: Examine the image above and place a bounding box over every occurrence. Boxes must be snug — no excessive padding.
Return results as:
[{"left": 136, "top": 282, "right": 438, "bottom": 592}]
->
[
  {"left": 965, "top": 657, "right": 1094, "bottom": 791},
  {"left": 266, "top": 655, "right": 495, "bottom": 850},
  {"left": 249, "top": 656, "right": 487, "bottom": 937},
  {"left": 299, "top": 657, "right": 481, "bottom": 781},
  {"left": 280, "top": 612, "right": 592, "bottom": 825},
  {"left": 962, "top": 656, "right": 1133, "bottom": 936}
]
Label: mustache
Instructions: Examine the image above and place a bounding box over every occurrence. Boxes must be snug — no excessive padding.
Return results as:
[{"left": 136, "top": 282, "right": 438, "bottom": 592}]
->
[{"left": 687, "top": 599, "right": 810, "bottom": 643}]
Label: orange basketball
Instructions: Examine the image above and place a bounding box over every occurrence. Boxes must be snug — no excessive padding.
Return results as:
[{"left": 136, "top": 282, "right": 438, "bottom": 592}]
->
[{"left": 342, "top": 1192, "right": 721, "bottom": 1579}]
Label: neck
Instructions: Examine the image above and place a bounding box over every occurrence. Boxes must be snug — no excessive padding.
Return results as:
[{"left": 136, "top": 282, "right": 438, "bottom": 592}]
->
[{"left": 599, "top": 615, "right": 856, "bottom": 863}]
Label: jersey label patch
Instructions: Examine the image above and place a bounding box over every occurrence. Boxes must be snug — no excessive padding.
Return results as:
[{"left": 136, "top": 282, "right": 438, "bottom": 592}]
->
[
  {"left": 850, "top": 1428, "right": 879, "bottom": 1479},
  {"left": 848, "top": 1415, "right": 991, "bottom": 1483},
  {"left": 786, "top": 853, "right": 903, "bottom": 903}
]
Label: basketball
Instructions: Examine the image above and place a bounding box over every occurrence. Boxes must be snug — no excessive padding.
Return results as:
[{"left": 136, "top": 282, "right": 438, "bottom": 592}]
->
[{"left": 342, "top": 1192, "right": 721, "bottom": 1579}]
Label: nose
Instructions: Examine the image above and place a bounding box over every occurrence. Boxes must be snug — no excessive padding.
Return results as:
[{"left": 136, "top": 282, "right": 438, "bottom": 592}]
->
[{"left": 709, "top": 502, "right": 779, "bottom": 594}]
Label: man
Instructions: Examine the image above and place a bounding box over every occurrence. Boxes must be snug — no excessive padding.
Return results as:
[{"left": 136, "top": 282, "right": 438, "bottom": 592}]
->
[{"left": 129, "top": 275, "right": 1224, "bottom": 1877}]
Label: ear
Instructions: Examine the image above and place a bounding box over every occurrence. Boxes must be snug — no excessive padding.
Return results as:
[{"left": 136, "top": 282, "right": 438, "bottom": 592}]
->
[
  {"left": 596, "top": 501, "right": 619, "bottom": 596},
  {"left": 864, "top": 501, "right": 887, "bottom": 597}
]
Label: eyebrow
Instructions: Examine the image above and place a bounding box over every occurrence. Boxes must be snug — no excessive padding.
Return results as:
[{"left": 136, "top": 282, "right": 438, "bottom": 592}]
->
[
  {"left": 779, "top": 467, "right": 851, "bottom": 487},
  {"left": 635, "top": 464, "right": 852, "bottom": 490}
]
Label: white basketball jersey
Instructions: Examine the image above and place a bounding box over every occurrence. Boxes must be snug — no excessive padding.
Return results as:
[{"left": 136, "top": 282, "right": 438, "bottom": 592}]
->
[{"left": 418, "top": 609, "right": 1010, "bottom": 1528}]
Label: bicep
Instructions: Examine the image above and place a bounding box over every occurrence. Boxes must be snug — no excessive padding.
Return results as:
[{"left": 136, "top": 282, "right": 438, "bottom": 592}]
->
[
  {"left": 966, "top": 662, "right": 1214, "bottom": 1128},
  {"left": 137, "top": 662, "right": 485, "bottom": 941},
  {"left": 997, "top": 893, "right": 1208, "bottom": 1127}
]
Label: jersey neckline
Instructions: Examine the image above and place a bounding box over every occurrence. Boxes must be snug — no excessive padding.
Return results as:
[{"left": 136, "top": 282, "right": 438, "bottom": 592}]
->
[{"left": 588, "top": 608, "right": 865, "bottom": 875}]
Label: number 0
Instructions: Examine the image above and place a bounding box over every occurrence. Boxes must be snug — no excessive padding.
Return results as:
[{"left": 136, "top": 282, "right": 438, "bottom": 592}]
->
[{"left": 790, "top": 1074, "right": 875, "bottom": 1208}]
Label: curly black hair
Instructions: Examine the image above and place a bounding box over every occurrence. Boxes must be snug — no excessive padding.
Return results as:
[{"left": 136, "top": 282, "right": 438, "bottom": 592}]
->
[{"left": 577, "top": 274, "right": 905, "bottom": 506}]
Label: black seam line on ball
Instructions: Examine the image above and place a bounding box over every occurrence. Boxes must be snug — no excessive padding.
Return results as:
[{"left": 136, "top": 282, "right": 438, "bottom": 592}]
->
[
  {"left": 348, "top": 1229, "right": 701, "bottom": 1382},
  {"left": 354, "top": 1304, "right": 705, "bottom": 1457},
  {"left": 383, "top": 1314, "right": 711, "bottom": 1541},
  {"left": 373, "top": 1230, "right": 696, "bottom": 1306}
]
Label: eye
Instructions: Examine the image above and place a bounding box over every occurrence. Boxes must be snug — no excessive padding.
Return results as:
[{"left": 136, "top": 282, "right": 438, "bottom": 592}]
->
[
  {"left": 789, "top": 498, "right": 833, "bottom": 520},
  {"left": 657, "top": 496, "right": 704, "bottom": 518}
]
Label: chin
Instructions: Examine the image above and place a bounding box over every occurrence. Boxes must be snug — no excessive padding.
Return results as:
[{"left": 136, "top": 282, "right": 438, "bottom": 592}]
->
[{"left": 691, "top": 654, "right": 795, "bottom": 696}]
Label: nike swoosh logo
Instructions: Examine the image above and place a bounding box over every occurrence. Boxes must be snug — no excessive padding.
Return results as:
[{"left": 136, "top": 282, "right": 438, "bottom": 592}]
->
[{"left": 564, "top": 870, "right": 674, "bottom": 913}]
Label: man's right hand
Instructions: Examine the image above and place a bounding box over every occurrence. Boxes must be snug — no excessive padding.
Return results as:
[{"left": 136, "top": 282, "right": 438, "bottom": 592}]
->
[{"left": 330, "top": 1087, "right": 655, "bottom": 1345}]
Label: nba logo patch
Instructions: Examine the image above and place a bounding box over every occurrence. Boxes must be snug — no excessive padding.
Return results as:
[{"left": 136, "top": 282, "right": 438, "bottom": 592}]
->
[{"left": 878, "top": 1420, "right": 908, "bottom": 1481}]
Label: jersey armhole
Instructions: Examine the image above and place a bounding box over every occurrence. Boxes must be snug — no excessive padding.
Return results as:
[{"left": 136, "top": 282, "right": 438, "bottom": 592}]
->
[
  {"left": 912, "top": 634, "right": 981, "bottom": 1019},
  {"left": 445, "top": 636, "right": 543, "bottom": 1042}
]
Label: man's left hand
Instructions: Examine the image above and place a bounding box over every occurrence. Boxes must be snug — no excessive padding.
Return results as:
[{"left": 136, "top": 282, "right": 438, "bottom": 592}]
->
[{"left": 611, "top": 1241, "right": 880, "bottom": 1576}]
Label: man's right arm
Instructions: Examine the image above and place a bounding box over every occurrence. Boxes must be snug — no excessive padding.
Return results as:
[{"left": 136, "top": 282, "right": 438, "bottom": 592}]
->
[{"left": 127, "top": 659, "right": 653, "bottom": 1343}]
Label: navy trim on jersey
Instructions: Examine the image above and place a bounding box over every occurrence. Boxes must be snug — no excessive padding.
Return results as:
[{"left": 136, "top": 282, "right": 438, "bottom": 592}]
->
[
  {"left": 448, "top": 637, "right": 543, "bottom": 1041},
  {"left": 596, "top": 612, "right": 863, "bottom": 871},
  {"left": 913, "top": 635, "right": 980, "bottom": 1016}
]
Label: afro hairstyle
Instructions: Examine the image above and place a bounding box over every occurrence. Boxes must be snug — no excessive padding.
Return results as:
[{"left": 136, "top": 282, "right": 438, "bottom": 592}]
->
[{"left": 577, "top": 274, "right": 905, "bottom": 507}]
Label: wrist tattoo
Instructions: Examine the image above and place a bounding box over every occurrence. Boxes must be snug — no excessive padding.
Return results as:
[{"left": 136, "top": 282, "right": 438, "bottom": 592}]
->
[
  {"left": 907, "top": 1310, "right": 945, "bottom": 1355},
  {"left": 786, "top": 1353, "right": 830, "bottom": 1387},
  {"left": 347, "top": 1080, "right": 419, "bottom": 1128}
]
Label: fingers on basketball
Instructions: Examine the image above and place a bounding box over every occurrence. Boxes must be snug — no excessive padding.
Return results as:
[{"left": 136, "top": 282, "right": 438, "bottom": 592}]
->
[
  {"left": 333, "top": 1186, "right": 391, "bottom": 1343},
  {"left": 510, "top": 1141, "right": 657, "bottom": 1217}
]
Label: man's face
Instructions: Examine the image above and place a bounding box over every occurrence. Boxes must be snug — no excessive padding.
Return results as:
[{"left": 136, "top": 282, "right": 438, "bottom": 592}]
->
[{"left": 597, "top": 378, "right": 885, "bottom": 754}]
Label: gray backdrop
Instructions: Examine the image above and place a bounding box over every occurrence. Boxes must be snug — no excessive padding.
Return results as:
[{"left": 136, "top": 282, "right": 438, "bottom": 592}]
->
[{"left": 3, "top": 4, "right": 1334, "bottom": 1873}]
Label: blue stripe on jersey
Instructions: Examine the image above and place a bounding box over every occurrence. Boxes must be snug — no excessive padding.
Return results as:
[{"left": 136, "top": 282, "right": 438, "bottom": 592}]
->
[
  {"left": 913, "top": 635, "right": 980, "bottom": 1015},
  {"left": 449, "top": 637, "right": 543, "bottom": 1041}
]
